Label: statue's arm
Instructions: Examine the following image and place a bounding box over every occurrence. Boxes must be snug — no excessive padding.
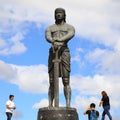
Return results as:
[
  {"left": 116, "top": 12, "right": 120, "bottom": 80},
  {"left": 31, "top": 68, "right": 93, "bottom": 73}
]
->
[
  {"left": 59, "top": 25, "right": 75, "bottom": 42},
  {"left": 45, "top": 27, "right": 53, "bottom": 43}
]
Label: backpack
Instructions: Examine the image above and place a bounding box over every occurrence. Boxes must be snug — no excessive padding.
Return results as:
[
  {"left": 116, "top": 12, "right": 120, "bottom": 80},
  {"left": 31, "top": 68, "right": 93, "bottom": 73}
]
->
[{"left": 90, "top": 110, "right": 98, "bottom": 120}]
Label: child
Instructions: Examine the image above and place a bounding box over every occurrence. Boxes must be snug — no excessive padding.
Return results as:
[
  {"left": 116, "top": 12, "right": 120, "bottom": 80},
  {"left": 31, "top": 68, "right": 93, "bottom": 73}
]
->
[{"left": 84, "top": 103, "right": 99, "bottom": 120}]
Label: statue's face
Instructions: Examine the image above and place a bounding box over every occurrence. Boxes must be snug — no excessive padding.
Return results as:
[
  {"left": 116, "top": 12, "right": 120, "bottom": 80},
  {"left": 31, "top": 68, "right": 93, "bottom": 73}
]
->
[{"left": 55, "top": 10, "right": 65, "bottom": 21}]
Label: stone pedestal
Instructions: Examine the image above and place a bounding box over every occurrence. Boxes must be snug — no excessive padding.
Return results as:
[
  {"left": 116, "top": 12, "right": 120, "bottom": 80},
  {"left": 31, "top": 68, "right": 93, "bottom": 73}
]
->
[{"left": 37, "top": 107, "right": 79, "bottom": 120}]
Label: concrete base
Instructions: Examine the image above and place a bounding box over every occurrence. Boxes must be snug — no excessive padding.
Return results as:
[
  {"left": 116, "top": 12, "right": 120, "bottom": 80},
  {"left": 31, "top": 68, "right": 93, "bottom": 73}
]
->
[{"left": 37, "top": 107, "right": 79, "bottom": 120}]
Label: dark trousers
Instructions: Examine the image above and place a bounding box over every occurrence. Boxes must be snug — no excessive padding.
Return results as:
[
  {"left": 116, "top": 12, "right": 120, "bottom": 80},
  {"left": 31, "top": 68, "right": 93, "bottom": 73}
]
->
[{"left": 6, "top": 112, "right": 12, "bottom": 120}]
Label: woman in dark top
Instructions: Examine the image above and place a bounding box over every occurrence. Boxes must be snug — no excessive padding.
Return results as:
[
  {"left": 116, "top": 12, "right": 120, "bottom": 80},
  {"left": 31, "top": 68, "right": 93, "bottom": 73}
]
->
[{"left": 99, "top": 91, "right": 112, "bottom": 120}]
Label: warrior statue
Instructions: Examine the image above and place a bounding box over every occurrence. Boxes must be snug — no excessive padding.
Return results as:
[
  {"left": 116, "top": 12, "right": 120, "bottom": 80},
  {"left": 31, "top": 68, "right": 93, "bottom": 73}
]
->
[{"left": 45, "top": 8, "right": 75, "bottom": 107}]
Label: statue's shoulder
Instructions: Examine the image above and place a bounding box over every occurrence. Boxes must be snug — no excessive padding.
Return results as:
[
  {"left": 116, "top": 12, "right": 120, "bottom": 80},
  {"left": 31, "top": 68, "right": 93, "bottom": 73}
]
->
[
  {"left": 64, "top": 23, "right": 75, "bottom": 30},
  {"left": 46, "top": 24, "right": 56, "bottom": 30}
]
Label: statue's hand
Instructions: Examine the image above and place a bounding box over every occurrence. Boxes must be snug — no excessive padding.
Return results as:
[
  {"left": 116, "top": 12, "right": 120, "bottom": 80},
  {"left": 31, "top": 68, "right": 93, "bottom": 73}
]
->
[
  {"left": 53, "top": 42, "right": 58, "bottom": 51},
  {"left": 52, "top": 37, "right": 61, "bottom": 42},
  {"left": 54, "top": 38, "right": 61, "bottom": 42}
]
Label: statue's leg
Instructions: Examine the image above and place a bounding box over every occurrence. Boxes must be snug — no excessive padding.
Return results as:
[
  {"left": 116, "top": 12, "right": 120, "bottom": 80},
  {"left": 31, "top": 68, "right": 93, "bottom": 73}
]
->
[
  {"left": 61, "top": 48, "right": 71, "bottom": 107},
  {"left": 48, "top": 78, "right": 54, "bottom": 107},
  {"left": 63, "top": 78, "right": 71, "bottom": 107}
]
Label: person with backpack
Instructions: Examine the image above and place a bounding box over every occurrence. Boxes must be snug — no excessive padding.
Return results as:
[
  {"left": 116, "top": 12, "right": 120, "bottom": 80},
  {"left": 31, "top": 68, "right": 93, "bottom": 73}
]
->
[
  {"left": 84, "top": 103, "right": 99, "bottom": 120},
  {"left": 99, "top": 91, "right": 112, "bottom": 120}
]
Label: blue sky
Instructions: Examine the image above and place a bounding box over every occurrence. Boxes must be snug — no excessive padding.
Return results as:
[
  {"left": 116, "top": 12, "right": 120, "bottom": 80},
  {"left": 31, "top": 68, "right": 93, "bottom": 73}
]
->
[{"left": 0, "top": 0, "right": 120, "bottom": 120}]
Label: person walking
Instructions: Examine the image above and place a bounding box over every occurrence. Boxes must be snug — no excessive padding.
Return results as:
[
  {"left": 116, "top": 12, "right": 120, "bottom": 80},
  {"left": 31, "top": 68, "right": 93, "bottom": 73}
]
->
[
  {"left": 6, "top": 95, "right": 16, "bottom": 120},
  {"left": 84, "top": 103, "right": 99, "bottom": 120},
  {"left": 99, "top": 91, "right": 112, "bottom": 120}
]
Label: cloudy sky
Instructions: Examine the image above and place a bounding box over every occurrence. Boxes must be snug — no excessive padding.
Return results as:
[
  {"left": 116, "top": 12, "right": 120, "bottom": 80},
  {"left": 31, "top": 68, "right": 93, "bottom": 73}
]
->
[{"left": 0, "top": 0, "right": 120, "bottom": 120}]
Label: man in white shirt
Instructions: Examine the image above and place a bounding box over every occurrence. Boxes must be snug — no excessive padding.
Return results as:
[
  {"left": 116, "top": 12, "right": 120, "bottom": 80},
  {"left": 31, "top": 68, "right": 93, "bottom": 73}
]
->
[{"left": 6, "top": 95, "right": 16, "bottom": 120}]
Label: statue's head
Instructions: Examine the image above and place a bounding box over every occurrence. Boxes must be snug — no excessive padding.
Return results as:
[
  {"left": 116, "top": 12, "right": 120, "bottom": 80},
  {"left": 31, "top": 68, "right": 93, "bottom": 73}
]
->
[{"left": 54, "top": 8, "right": 66, "bottom": 23}]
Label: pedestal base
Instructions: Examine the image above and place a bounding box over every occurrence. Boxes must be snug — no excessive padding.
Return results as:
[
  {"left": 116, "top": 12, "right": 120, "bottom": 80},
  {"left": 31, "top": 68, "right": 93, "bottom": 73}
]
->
[{"left": 37, "top": 107, "right": 79, "bottom": 120}]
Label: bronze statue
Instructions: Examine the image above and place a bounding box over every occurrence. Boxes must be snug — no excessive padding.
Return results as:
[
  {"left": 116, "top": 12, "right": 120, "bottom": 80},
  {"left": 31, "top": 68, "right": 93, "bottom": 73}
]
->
[{"left": 45, "top": 8, "right": 75, "bottom": 107}]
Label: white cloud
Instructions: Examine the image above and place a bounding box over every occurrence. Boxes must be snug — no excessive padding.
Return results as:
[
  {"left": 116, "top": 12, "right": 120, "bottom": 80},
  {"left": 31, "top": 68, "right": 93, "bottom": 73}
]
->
[
  {"left": 32, "top": 99, "right": 48, "bottom": 109},
  {"left": 73, "top": 95, "right": 99, "bottom": 110},
  {"left": 0, "top": 1, "right": 120, "bottom": 118},
  {"left": 86, "top": 48, "right": 120, "bottom": 74},
  {"left": 0, "top": 60, "right": 120, "bottom": 119},
  {"left": 71, "top": 48, "right": 83, "bottom": 62},
  {"left": 11, "top": 64, "right": 49, "bottom": 93},
  {"left": 71, "top": 74, "right": 120, "bottom": 111},
  {"left": 70, "top": 0, "right": 120, "bottom": 49},
  {"left": 32, "top": 98, "right": 64, "bottom": 109},
  {"left": 1, "top": 59, "right": 120, "bottom": 108},
  {"left": 13, "top": 111, "right": 23, "bottom": 119},
  {"left": 0, "top": 38, "right": 7, "bottom": 48},
  {"left": 0, "top": 60, "right": 17, "bottom": 80},
  {"left": 0, "top": 32, "right": 27, "bottom": 55},
  {"left": 0, "top": 0, "right": 120, "bottom": 55},
  {"left": 0, "top": 60, "right": 49, "bottom": 93}
]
